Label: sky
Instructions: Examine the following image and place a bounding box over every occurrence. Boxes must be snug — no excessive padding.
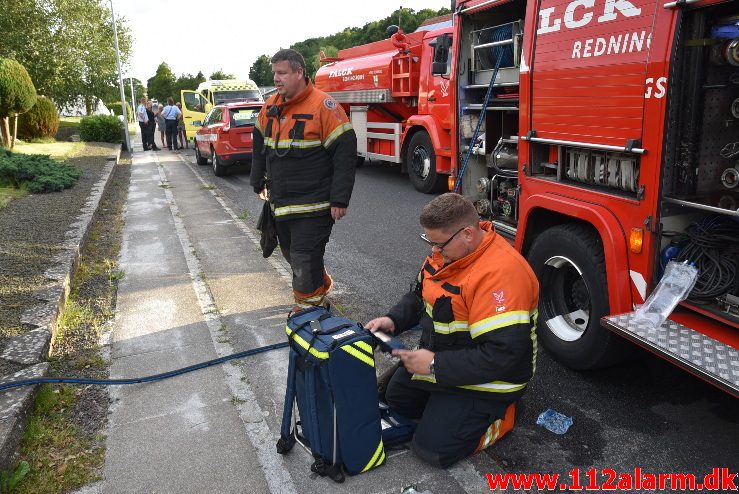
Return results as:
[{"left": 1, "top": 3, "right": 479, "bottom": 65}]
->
[{"left": 114, "top": 0, "right": 452, "bottom": 84}]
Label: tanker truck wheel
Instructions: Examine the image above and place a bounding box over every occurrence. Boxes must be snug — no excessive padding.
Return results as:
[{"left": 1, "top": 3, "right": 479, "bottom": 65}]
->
[
  {"left": 406, "top": 131, "right": 446, "bottom": 194},
  {"left": 526, "top": 224, "right": 625, "bottom": 370}
]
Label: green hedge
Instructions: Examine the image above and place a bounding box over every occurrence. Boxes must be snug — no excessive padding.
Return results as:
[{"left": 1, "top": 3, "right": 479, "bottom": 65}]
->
[
  {"left": 0, "top": 149, "right": 81, "bottom": 193},
  {"left": 107, "top": 100, "right": 132, "bottom": 121},
  {"left": 79, "top": 115, "right": 122, "bottom": 143},
  {"left": 18, "top": 96, "right": 60, "bottom": 140}
]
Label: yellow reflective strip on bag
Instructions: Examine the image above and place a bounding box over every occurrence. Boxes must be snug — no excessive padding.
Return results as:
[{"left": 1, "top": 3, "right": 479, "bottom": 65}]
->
[
  {"left": 374, "top": 450, "right": 386, "bottom": 468},
  {"left": 361, "top": 440, "right": 384, "bottom": 472},
  {"left": 274, "top": 202, "right": 331, "bottom": 217},
  {"left": 353, "top": 340, "right": 374, "bottom": 355},
  {"left": 340, "top": 344, "right": 374, "bottom": 368},
  {"left": 457, "top": 381, "right": 527, "bottom": 393},
  {"left": 284, "top": 326, "right": 329, "bottom": 359},
  {"left": 469, "top": 310, "right": 532, "bottom": 338}
]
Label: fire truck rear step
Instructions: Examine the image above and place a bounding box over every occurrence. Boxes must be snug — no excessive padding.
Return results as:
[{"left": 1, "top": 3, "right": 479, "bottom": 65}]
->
[{"left": 602, "top": 313, "right": 739, "bottom": 397}]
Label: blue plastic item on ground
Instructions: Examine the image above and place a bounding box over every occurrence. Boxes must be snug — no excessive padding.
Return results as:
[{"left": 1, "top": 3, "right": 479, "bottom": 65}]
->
[{"left": 536, "top": 408, "right": 573, "bottom": 435}]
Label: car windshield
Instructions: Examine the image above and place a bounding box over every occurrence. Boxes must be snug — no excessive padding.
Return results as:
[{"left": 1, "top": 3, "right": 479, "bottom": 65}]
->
[
  {"left": 230, "top": 108, "right": 259, "bottom": 127},
  {"left": 213, "top": 90, "right": 261, "bottom": 104}
]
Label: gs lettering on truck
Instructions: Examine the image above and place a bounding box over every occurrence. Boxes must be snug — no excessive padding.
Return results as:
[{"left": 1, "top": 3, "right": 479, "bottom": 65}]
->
[{"left": 536, "top": 0, "right": 656, "bottom": 61}]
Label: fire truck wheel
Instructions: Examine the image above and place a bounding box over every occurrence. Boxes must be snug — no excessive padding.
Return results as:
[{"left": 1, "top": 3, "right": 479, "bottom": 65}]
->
[
  {"left": 406, "top": 131, "right": 446, "bottom": 194},
  {"left": 195, "top": 146, "right": 208, "bottom": 166},
  {"left": 527, "top": 224, "right": 625, "bottom": 370},
  {"left": 356, "top": 156, "right": 366, "bottom": 168},
  {"left": 212, "top": 148, "right": 225, "bottom": 177}
]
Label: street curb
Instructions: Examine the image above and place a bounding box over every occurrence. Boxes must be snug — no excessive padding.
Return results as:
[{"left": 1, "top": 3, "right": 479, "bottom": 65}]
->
[{"left": 0, "top": 143, "right": 121, "bottom": 470}]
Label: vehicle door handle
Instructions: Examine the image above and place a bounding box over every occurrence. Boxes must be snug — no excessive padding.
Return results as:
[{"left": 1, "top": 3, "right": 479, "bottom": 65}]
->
[
  {"left": 428, "top": 97, "right": 436, "bottom": 102},
  {"left": 185, "top": 116, "right": 192, "bottom": 118}
]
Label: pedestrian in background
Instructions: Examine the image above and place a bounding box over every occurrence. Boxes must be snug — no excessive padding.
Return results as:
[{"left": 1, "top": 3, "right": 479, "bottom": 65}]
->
[
  {"left": 250, "top": 48, "right": 357, "bottom": 311},
  {"left": 176, "top": 102, "right": 188, "bottom": 149},
  {"left": 155, "top": 104, "right": 166, "bottom": 149},
  {"left": 145, "top": 101, "right": 160, "bottom": 151},
  {"left": 136, "top": 96, "right": 150, "bottom": 151},
  {"left": 161, "top": 97, "right": 181, "bottom": 150}
]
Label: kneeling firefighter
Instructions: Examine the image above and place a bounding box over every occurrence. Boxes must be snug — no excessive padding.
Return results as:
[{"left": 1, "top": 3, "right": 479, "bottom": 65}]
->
[
  {"left": 251, "top": 49, "right": 357, "bottom": 310},
  {"left": 366, "top": 193, "right": 539, "bottom": 468}
]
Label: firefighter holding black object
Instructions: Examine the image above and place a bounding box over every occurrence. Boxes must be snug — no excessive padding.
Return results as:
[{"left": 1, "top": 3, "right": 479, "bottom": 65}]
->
[
  {"left": 366, "top": 193, "right": 539, "bottom": 469},
  {"left": 251, "top": 49, "right": 357, "bottom": 311}
]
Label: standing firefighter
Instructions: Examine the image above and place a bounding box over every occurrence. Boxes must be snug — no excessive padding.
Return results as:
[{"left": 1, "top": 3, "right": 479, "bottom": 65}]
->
[
  {"left": 366, "top": 193, "right": 539, "bottom": 468},
  {"left": 251, "top": 49, "right": 357, "bottom": 311}
]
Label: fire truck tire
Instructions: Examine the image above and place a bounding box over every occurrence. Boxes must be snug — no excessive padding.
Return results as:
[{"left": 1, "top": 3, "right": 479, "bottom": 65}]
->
[
  {"left": 212, "top": 148, "right": 225, "bottom": 177},
  {"left": 356, "top": 156, "right": 366, "bottom": 168},
  {"left": 195, "top": 147, "right": 208, "bottom": 166},
  {"left": 406, "top": 131, "right": 446, "bottom": 194},
  {"left": 526, "top": 224, "right": 625, "bottom": 370}
]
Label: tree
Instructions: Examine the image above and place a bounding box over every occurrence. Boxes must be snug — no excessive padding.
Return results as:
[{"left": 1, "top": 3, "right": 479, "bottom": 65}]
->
[
  {"left": 277, "top": 6, "right": 453, "bottom": 79},
  {"left": 249, "top": 55, "right": 273, "bottom": 86},
  {"left": 172, "top": 72, "right": 207, "bottom": 99},
  {"left": 0, "top": 0, "right": 132, "bottom": 112},
  {"left": 147, "top": 62, "right": 176, "bottom": 102},
  {"left": 210, "top": 70, "right": 235, "bottom": 80},
  {"left": 0, "top": 58, "right": 37, "bottom": 148}
]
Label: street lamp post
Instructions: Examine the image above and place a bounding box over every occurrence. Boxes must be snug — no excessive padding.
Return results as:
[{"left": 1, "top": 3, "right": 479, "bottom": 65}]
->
[
  {"left": 129, "top": 77, "right": 136, "bottom": 123},
  {"left": 110, "top": 0, "right": 131, "bottom": 152}
]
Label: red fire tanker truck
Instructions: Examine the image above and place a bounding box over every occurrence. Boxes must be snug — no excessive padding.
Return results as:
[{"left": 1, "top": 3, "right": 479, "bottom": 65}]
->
[
  {"left": 315, "top": 17, "right": 455, "bottom": 193},
  {"left": 322, "top": 1, "right": 739, "bottom": 396}
]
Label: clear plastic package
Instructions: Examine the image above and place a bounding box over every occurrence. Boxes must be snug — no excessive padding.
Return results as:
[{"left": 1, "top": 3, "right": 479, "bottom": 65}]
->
[{"left": 633, "top": 261, "right": 699, "bottom": 328}]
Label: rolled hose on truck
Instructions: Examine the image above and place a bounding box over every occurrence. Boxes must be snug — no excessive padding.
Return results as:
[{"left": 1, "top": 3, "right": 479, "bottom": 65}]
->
[{"left": 0, "top": 341, "right": 288, "bottom": 393}]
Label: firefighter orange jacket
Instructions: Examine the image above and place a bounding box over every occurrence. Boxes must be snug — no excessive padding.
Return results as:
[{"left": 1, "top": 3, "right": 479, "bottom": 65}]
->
[
  {"left": 251, "top": 81, "right": 357, "bottom": 221},
  {"left": 387, "top": 222, "right": 539, "bottom": 402}
]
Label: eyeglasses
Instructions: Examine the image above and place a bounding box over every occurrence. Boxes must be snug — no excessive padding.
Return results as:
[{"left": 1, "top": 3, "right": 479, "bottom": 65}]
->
[{"left": 420, "top": 226, "right": 466, "bottom": 250}]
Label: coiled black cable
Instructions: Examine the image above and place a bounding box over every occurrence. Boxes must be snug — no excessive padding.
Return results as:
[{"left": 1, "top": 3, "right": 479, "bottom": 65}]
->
[
  {"left": 0, "top": 341, "right": 288, "bottom": 393},
  {"left": 677, "top": 216, "right": 739, "bottom": 302}
]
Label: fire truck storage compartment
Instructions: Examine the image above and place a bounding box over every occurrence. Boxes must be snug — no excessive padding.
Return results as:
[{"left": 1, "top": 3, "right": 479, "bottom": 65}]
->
[
  {"left": 458, "top": 0, "right": 525, "bottom": 217},
  {"left": 659, "top": 3, "right": 739, "bottom": 323}
]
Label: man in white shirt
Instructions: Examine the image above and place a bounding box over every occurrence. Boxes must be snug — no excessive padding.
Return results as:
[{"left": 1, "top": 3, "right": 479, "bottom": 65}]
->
[
  {"left": 136, "top": 97, "right": 151, "bottom": 150},
  {"left": 161, "top": 97, "right": 182, "bottom": 150}
]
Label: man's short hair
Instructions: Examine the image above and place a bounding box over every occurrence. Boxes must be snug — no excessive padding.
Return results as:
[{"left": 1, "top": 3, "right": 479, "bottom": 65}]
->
[
  {"left": 420, "top": 193, "right": 480, "bottom": 231},
  {"left": 271, "top": 49, "right": 306, "bottom": 74}
]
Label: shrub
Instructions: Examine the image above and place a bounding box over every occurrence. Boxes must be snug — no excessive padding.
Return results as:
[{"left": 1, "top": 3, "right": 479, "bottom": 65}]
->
[
  {"left": 0, "top": 149, "right": 81, "bottom": 193},
  {"left": 79, "top": 115, "right": 122, "bottom": 143},
  {"left": 107, "top": 100, "right": 132, "bottom": 121},
  {"left": 0, "top": 58, "right": 37, "bottom": 147},
  {"left": 18, "top": 96, "right": 60, "bottom": 140}
]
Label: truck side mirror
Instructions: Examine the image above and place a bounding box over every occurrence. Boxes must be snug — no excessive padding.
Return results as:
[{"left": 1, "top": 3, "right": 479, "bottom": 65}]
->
[
  {"left": 432, "top": 34, "right": 452, "bottom": 75},
  {"left": 432, "top": 62, "right": 447, "bottom": 75}
]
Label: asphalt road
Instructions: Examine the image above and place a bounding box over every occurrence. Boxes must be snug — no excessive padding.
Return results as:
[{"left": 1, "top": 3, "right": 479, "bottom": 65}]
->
[{"left": 184, "top": 150, "right": 738, "bottom": 491}]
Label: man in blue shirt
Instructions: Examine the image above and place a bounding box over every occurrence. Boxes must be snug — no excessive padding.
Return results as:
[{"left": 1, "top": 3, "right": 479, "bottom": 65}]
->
[{"left": 161, "top": 97, "right": 182, "bottom": 150}]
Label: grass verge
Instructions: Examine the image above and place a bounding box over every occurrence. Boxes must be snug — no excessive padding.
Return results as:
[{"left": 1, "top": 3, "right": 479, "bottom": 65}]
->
[
  {"left": 13, "top": 141, "right": 85, "bottom": 161},
  {"left": 11, "top": 156, "right": 131, "bottom": 493},
  {"left": 0, "top": 186, "right": 26, "bottom": 210}
]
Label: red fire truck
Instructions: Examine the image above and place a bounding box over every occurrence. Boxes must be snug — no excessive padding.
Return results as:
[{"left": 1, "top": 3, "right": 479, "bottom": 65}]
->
[
  {"left": 322, "top": 1, "right": 739, "bottom": 396},
  {"left": 315, "top": 17, "right": 455, "bottom": 193}
]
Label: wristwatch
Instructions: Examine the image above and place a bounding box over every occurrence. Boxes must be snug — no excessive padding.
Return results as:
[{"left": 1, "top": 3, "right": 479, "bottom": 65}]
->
[{"left": 428, "top": 358, "right": 435, "bottom": 375}]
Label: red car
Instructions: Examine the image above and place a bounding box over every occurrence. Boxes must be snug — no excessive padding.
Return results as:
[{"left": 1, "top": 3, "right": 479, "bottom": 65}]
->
[{"left": 194, "top": 102, "right": 263, "bottom": 176}]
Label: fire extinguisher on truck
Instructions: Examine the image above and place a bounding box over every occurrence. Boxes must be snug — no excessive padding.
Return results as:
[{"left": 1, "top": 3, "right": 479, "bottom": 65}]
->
[{"left": 322, "top": 0, "right": 739, "bottom": 397}]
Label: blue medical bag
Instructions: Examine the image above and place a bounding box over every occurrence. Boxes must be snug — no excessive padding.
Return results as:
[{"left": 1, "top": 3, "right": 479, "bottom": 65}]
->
[{"left": 277, "top": 307, "right": 385, "bottom": 482}]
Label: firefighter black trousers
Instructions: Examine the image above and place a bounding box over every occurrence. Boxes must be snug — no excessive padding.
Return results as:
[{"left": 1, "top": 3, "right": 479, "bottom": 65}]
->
[
  {"left": 275, "top": 214, "right": 334, "bottom": 295},
  {"left": 385, "top": 366, "right": 508, "bottom": 468}
]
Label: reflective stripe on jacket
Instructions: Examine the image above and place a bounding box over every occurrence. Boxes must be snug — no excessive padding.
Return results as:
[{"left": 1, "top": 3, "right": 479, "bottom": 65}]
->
[
  {"left": 387, "top": 222, "right": 540, "bottom": 402},
  {"left": 250, "top": 81, "right": 357, "bottom": 221}
]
